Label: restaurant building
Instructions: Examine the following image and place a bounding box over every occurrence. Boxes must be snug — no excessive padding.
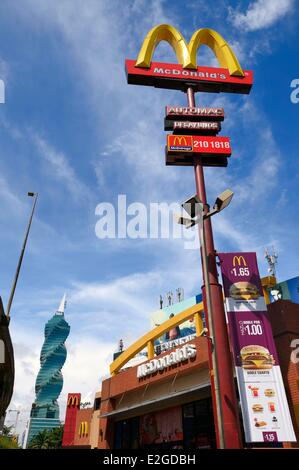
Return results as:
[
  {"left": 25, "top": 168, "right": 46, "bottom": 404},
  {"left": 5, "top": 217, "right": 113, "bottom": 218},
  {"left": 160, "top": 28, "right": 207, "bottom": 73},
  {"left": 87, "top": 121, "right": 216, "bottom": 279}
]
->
[{"left": 62, "top": 280, "right": 299, "bottom": 449}]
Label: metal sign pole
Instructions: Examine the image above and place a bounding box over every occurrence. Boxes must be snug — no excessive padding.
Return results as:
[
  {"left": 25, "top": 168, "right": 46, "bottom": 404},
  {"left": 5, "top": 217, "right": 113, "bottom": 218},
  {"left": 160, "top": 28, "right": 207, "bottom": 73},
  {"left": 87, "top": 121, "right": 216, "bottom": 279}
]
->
[
  {"left": 186, "top": 86, "right": 242, "bottom": 449},
  {"left": 198, "top": 204, "right": 225, "bottom": 448}
]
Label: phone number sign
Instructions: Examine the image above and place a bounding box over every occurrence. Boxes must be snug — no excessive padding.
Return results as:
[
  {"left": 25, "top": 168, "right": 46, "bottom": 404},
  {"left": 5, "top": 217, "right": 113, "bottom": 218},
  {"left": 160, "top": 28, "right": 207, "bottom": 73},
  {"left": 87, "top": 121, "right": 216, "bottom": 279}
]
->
[{"left": 167, "top": 135, "right": 231, "bottom": 156}]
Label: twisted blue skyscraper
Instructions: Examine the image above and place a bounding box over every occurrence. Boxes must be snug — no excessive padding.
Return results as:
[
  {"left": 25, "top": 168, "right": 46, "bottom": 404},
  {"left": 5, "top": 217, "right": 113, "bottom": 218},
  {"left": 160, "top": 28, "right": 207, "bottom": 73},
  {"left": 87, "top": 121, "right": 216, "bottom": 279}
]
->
[{"left": 26, "top": 295, "right": 70, "bottom": 446}]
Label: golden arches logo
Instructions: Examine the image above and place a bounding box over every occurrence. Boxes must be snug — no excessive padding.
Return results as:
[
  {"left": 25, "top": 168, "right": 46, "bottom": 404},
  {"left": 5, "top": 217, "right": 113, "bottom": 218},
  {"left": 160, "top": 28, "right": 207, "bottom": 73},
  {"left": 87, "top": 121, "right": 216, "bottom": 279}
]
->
[
  {"left": 67, "top": 395, "right": 80, "bottom": 407},
  {"left": 79, "top": 421, "right": 88, "bottom": 437},
  {"left": 135, "top": 24, "right": 244, "bottom": 77},
  {"left": 173, "top": 136, "right": 188, "bottom": 146},
  {"left": 232, "top": 256, "right": 247, "bottom": 267}
]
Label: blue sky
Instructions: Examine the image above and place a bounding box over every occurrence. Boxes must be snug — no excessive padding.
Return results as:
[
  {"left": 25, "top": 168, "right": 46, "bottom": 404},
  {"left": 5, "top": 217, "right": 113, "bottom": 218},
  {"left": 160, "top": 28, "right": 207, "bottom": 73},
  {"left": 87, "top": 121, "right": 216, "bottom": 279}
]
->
[{"left": 0, "top": 0, "right": 298, "bottom": 436}]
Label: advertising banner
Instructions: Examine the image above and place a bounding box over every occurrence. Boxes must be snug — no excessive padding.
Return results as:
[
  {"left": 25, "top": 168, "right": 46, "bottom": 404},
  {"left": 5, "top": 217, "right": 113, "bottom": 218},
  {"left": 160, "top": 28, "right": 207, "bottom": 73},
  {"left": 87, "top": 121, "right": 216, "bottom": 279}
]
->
[
  {"left": 218, "top": 252, "right": 296, "bottom": 443},
  {"left": 150, "top": 294, "right": 202, "bottom": 352},
  {"left": 268, "top": 275, "right": 299, "bottom": 304}
]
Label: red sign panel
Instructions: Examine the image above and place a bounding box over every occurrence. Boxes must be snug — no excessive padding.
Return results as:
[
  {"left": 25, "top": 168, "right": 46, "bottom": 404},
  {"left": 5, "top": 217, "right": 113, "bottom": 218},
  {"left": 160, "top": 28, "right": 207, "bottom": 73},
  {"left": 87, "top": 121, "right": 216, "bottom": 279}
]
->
[
  {"left": 167, "top": 135, "right": 231, "bottom": 156},
  {"left": 125, "top": 60, "right": 253, "bottom": 94},
  {"left": 62, "top": 393, "right": 81, "bottom": 447}
]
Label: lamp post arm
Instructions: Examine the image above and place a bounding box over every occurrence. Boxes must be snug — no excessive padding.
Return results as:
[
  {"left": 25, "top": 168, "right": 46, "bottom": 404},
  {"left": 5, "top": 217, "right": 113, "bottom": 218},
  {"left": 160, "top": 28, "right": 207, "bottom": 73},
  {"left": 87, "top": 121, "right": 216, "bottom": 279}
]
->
[{"left": 6, "top": 194, "right": 38, "bottom": 319}]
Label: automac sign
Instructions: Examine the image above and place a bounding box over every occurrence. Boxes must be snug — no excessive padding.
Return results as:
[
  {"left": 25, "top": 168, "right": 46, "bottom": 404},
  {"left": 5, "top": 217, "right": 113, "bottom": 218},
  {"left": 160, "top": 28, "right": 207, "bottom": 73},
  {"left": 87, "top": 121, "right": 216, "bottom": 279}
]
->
[{"left": 137, "top": 343, "right": 196, "bottom": 378}]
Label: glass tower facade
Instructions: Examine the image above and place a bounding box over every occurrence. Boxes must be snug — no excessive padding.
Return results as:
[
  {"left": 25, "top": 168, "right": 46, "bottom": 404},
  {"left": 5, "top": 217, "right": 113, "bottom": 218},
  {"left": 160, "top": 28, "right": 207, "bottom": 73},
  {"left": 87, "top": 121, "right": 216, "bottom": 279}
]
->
[{"left": 26, "top": 295, "right": 70, "bottom": 446}]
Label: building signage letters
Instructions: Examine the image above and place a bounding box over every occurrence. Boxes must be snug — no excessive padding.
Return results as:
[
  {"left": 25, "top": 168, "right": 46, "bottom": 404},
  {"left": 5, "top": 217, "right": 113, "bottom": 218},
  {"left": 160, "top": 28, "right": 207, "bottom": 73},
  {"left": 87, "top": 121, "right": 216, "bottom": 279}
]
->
[
  {"left": 137, "top": 344, "right": 196, "bottom": 378},
  {"left": 155, "top": 333, "right": 196, "bottom": 354},
  {"left": 165, "top": 121, "right": 221, "bottom": 132},
  {"left": 165, "top": 106, "right": 224, "bottom": 120}
]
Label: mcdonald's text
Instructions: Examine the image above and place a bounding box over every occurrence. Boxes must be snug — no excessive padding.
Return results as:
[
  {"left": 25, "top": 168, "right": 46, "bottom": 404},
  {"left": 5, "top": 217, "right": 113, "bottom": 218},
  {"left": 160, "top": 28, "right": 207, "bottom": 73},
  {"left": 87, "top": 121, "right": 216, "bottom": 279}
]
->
[
  {"left": 137, "top": 344, "right": 197, "bottom": 378},
  {"left": 125, "top": 60, "right": 253, "bottom": 94}
]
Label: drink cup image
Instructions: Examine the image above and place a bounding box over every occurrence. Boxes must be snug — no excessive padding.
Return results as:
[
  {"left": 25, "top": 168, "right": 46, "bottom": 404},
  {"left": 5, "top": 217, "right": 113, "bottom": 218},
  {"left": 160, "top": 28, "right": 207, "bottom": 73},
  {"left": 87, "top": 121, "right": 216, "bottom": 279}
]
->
[
  {"left": 248, "top": 386, "right": 259, "bottom": 397},
  {"left": 268, "top": 402, "right": 276, "bottom": 412}
]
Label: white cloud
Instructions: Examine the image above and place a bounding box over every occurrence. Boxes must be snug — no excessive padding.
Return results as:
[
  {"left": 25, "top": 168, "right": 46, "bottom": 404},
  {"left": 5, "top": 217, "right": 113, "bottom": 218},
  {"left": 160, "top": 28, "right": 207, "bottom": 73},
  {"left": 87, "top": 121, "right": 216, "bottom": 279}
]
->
[
  {"left": 32, "top": 133, "right": 93, "bottom": 202},
  {"left": 230, "top": 0, "right": 295, "bottom": 31}
]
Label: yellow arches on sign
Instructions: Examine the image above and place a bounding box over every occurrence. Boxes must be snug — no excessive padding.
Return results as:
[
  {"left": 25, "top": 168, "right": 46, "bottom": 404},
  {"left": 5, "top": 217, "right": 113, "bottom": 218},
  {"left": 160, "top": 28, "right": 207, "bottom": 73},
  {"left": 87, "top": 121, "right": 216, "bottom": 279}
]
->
[{"left": 135, "top": 24, "right": 244, "bottom": 77}]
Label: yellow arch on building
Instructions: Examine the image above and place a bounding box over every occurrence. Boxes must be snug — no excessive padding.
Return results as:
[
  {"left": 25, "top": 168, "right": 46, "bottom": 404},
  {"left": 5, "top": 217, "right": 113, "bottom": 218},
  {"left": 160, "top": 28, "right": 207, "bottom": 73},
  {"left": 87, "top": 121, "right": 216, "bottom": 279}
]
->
[
  {"left": 135, "top": 24, "right": 244, "bottom": 77},
  {"left": 110, "top": 301, "right": 204, "bottom": 376},
  {"left": 79, "top": 421, "right": 88, "bottom": 437},
  {"left": 110, "top": 276, "right": 275, "bottom": 376}
]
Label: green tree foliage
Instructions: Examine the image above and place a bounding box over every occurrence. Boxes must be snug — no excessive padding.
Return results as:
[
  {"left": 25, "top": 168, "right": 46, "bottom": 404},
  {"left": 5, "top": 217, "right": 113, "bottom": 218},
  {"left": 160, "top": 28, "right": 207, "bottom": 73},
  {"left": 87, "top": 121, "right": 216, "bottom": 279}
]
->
[
  {"left": 0, "top": 424, "right": 20, "bottom": 448},
  {"left": 28, "top": 426, "right": 64, "bottom": 449},
  {"left": 0, "top": 435, "right": 20, "bottom": 449}
]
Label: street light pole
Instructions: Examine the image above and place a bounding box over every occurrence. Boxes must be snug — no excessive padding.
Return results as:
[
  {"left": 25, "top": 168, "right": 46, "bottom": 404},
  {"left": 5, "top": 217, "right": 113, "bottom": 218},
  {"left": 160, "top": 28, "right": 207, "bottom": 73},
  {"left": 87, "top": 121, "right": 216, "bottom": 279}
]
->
[
  {"left": 198, "top": 202, "right": 225, "bottom": 449},
  {"left": 186, "top": 87, "right": 242, "bottom": 449},
  {"left": 6, "top": 192, "right": 38, "bottom": 319}
]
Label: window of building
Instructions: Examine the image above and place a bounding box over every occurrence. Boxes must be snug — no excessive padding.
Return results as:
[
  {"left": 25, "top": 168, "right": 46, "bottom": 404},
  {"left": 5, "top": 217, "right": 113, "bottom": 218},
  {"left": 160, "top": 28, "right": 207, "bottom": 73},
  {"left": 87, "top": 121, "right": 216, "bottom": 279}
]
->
[
  {"left": 114, "top": 417, "right": 140, "bottom": 449},
  {"left": 183, "top": 398, "right": 216, "bottom": 449},
  {"left": 94, "top": 397, "right": 101, "bottom": 410}
]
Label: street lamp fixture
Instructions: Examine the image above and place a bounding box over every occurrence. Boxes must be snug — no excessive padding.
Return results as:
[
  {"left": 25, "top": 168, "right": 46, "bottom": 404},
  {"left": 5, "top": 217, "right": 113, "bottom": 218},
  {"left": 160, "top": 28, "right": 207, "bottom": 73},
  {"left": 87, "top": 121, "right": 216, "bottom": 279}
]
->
[
  {"left": 206, "top": 189, "right": 234, "bottom": 219},
  {"left": 176, "top": 189, "right": 234, "bottom": 228}
]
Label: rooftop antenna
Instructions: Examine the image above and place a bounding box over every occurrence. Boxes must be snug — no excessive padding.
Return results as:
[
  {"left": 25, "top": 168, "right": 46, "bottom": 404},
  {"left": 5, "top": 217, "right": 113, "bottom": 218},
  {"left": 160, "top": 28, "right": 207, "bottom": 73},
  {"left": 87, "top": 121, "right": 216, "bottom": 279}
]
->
[
  {"left": 167, "top": 291, "right": 173, "bottom": 306},
  {"left": 265, "top": 247, "right": 278, "bottom": 278},
  {"left": 176, "top": 287, "right": 184, "bottom": 303},
  {"left": 159, "top": 294, "right": 163, "bottom": 309},
  {"left": 119, "top": 339, "right": 124, "bottom": 353}
]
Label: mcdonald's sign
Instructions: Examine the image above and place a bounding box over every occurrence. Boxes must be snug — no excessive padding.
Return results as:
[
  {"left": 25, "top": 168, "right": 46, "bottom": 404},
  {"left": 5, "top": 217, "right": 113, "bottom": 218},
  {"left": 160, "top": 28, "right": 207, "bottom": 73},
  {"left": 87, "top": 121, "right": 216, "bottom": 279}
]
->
[
  {"left": 166, "top": 135, "right": 231, "bottom": 167},
  {"left": 78, "top": 421, "right": 89, "bottom": 437},
  {"left": 67, "top": 394, "right": 80, "bottom": 407},
  {"left": 167, "top": 135, "right": 231, "bottom": 155},
  {"left": 168, "top": 135, "right": 193, "bottom": 151},
  {"left": 232, "top": 256, "right": 247, "bottom": 267},
  {"left": 125, "top": 24, "right": 253, "bottom": 94}
]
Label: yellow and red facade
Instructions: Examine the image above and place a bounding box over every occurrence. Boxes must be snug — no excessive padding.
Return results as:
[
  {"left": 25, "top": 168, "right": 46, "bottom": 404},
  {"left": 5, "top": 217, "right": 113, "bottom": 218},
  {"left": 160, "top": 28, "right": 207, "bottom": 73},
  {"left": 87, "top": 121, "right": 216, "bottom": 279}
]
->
[{"left": 62, "top": 287, "right": 299, "bottom": 449}]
